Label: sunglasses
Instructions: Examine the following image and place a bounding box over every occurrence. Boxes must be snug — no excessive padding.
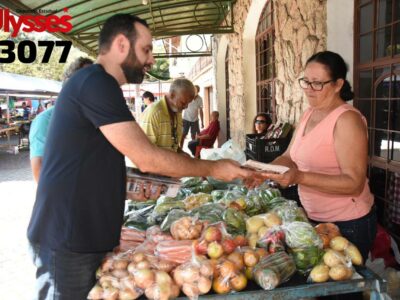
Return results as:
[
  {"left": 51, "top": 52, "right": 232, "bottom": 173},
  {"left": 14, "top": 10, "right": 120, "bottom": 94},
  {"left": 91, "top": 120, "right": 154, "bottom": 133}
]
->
[{"left": 255, "top": 120, "right": 267, "bottom": 124}]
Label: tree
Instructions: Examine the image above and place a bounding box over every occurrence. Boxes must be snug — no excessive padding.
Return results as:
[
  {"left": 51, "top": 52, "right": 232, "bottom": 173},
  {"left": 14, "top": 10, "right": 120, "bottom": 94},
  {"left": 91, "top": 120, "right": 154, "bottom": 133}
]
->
[
  {"left": 0, "top": 30, "right": 91, "bottom": 81},
  {"left": 145, "top": 58, "right": 170, "bottom": 81}
]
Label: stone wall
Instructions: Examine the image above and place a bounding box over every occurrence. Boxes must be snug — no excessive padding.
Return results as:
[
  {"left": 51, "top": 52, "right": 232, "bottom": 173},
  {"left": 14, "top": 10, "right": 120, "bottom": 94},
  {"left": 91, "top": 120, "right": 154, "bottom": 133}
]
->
[
  {"left": 273, "top": 0, "right": 327, "bottom": 123},
  {"left": 214, "top": 0, "right": 327, "bottom": 147}
]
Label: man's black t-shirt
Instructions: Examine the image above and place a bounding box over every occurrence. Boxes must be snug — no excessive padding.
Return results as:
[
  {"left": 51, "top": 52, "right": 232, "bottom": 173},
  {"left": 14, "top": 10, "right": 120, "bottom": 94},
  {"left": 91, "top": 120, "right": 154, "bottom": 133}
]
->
[{"left": 27, "top": 64, "right": 134, "bottom": 252}]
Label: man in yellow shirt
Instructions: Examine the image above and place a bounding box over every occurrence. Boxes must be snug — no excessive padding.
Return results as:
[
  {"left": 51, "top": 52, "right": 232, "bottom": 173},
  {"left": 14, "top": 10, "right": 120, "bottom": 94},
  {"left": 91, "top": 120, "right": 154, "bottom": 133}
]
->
[{"left": 141, "top": 78, "right": 195, "bottom": 152}]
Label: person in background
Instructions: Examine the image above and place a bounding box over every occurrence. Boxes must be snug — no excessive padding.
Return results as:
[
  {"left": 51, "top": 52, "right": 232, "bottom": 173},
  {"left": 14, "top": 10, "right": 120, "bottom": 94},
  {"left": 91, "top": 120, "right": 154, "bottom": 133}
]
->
[
  {"left": 140, "top": 78, "right": 194, "bottom": 153},
  {"left": 262, "top": 51, "right": 376, "bottom": 263},
  {"left": 253, "top": 112, "right": 272, "bottom": 135},
  {"left": 188, "top": 111, "right": 220, "bottom": 157},
  {"left": 141, "top": 90, "right": 155, "bottom": 112},
  {"left": 22, "top": 102, "right": 30, "bottom": 120},
  {"left": 180, "top": 84, "right": 204, "bottom": 148},
  {"left": 27, "top": 14, "right": 258, "bottom": 300},
  {"left": 29, "top": 57, "right": 94, "bottom": 183}
]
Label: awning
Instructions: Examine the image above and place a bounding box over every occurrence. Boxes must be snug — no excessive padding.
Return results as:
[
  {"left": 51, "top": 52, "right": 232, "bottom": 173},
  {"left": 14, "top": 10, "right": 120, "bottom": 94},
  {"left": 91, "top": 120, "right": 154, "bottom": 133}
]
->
[
  {"left": 0, "top": 0, "right": 234, "bottom": 57},
  {"left": 0, "top": 72, "right": 62, "bottom": 96}
]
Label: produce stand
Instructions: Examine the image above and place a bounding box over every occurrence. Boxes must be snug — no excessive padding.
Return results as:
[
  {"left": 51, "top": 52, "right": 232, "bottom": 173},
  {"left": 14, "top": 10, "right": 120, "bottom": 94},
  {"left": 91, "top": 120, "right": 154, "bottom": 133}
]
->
[{"left": 179, "top": 266, "right": 386, "bottom": 300}]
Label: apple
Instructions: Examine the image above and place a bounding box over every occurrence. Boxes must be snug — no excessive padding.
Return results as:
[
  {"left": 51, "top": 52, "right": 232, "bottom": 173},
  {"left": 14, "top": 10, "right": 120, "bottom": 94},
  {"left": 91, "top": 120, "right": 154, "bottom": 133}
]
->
[
  {"left": 222, "top": 239, "right": 237, "bottom": 254},
  {"left": 204, "top": 226, "right": 222, "bottom": 242},
  {"left": 207, "top": 242, "right": 224, "bottom": 259},
  {"left": 233, "top": 235, "right": 248, "bottom": 247},
  {"left": 194, "top": 239, "right": 208, "bottom": 255}
]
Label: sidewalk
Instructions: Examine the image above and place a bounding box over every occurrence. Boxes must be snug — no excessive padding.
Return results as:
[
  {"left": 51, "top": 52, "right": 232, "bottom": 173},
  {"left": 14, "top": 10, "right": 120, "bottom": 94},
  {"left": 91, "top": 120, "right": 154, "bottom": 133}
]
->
[{"left": 0, "top": 150, "right": 36, "bottom": 300}]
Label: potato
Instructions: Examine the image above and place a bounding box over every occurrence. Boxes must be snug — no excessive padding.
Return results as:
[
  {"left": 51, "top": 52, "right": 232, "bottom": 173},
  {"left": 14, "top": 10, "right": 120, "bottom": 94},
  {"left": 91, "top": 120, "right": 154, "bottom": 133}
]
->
[
  {"left": 248, "top": 233, "right": 258, "bottom": 249},
  {"left": 246, "top": 216, "right": 265, "bottom": 234},
  {"left": 323, "top": 249, "right": 346, "bottom": 267},
  {"left": 344, "top": 244, "right": 363, "bottom": 266},
  {"left": 257, "top": 226, "right": 269, "bottom": 238},
  {"left": 329, "top": 265, "right": 351, "bottom": 281},
  {"left": 310, "top": 264, "right": 330, "bottom": 283},
  {"left": 329, "top": 236, "right": 349, "bottom": 251},
  {"left": 262, "top": 213, "right": 282, "bottom": 228}
]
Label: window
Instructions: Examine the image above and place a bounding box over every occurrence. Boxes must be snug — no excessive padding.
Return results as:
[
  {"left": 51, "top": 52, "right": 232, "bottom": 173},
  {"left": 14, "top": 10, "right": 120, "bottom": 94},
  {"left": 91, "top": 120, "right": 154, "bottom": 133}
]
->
[
  {"left": 354, "top": 0, "right": 400, "bottom": 241},
  {"left": 255, "top": 0, "right": 275, "bottom": 119}
]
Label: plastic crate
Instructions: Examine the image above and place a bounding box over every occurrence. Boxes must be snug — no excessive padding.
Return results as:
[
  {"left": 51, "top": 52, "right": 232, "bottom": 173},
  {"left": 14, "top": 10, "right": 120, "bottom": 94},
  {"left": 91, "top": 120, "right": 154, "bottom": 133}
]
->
[{"left": 245, "top": 133, "right": 291, "bottom": 163}]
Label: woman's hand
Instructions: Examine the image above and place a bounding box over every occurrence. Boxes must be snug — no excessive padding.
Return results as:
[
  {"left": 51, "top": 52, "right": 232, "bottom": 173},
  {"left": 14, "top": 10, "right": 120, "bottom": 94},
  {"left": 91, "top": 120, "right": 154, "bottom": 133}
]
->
[{"left": 261, "top": 166, "right": 301, "bottom": 188}]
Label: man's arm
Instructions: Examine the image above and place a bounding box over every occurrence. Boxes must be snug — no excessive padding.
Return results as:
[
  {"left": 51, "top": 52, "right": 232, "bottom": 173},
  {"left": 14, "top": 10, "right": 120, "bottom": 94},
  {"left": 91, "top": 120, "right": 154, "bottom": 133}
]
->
[
  {"left": 100, "top": 121, "right": 254, "bottom": 181},
  {"left": 31, "top": 157, "right": 42, "bottom": 183}
]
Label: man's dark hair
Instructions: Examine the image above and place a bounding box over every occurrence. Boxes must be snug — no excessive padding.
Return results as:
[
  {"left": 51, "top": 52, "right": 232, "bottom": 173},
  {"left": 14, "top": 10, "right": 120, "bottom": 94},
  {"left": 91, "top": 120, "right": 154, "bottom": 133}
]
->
[
  {"left": 142, "top": 91, "right": 155, "bottom": 102},
  {"left": 63, "top": 57, "right": 94, "bottom": 81},
  {"left": 98, "top": 14, "right": 149, "bottom": 54}
]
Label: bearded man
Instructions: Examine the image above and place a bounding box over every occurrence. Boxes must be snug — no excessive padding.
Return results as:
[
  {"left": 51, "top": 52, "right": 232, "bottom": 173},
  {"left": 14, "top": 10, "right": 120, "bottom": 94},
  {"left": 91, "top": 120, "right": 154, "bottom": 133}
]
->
[
  {"left": 140, "top": 78, "right": 195, "bottom": 153},
  {"left": 27, "top": 14, "right": 256, "bottom": 300}
]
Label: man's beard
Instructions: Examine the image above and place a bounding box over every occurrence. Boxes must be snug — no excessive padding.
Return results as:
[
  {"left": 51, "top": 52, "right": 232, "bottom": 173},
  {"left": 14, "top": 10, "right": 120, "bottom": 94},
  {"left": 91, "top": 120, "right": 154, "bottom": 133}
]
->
[{"left": 121, "top": 47, "right": 146, "bottom": 84}]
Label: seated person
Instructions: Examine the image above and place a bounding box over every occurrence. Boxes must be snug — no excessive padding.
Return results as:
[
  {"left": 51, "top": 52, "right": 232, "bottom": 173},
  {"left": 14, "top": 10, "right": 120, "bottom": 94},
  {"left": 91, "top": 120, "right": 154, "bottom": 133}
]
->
[
  {"left": 253, "top": 112, "right": 272, "bottom": 135},
  {"left": 188, "top": 111, "right": 220, "bottom": 156}
]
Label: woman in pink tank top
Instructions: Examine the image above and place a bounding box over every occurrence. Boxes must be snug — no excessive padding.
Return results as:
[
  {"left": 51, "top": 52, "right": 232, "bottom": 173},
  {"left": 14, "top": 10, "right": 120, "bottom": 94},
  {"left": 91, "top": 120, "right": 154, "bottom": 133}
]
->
[{"left": 263, "top": 51, "right": 376, "bottom": 261}]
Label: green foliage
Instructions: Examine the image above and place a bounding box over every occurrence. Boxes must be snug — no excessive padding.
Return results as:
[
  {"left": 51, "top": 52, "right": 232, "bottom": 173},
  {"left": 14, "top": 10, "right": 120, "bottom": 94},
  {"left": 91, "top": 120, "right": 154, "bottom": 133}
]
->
[
  {"left": 145, "top": 58, "right": 170, "bottom": 81},
  {"left": 0, "top": 31, "right": 91, "bottom": 81}
]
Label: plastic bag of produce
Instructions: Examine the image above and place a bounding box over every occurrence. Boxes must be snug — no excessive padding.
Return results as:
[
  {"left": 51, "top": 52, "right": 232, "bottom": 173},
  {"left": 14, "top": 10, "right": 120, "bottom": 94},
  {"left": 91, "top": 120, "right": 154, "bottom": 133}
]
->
[
  {"left": 253, "top": 251, "right": 296, "bottom": 290},
  {"left": 88, "top": 251, "right": 144, "bottom": 300},
  {"left": 146, "top": 225, "right": 174, "bottom": 244},
  {"left": 283, "top": 221, "right": 323, "bottom": 249},
  {"left": 211, "top": 256, "right": 248, "bottom": 294},
  {"left": 257, "top": 227, "right": 286, "bottom": 254},
  {"left": 222, "top": 207, "right": 247, "bottom": 235},
  {"left": 246, "top": 212, "right": 283, "bottom": 248},
  {"left": 257, "top": 188, "right": 282, "bottom": 211},
  {"left": 170, "top": 216, "right": 204, "bottom": 240},
  {"left": 211, "top": 190, "right": 227, "bottom": 202},
  {"left": 190, "top": 203, "right": 225, "bottom": 224},
  {"left": 160, "top": 209, "right": 190, "bottom": 232},
  {"left": 147, "top": 197, "right": 185, "bottom": 225},
  {"left": 172, "top": 253, "right": 214, "bottom": 300},
  {"left": 272, "top": 200, "right": 309, "bottom": 224},
  {"left": 244, "top": 190, "right": 263, "bottom": 216},
  {"left": 183, "top": 193, "right": 213, "bottom": 210},
  {"left": 155, "top": 239, "right": 194, "bottom": 264},
  {"left": 181, "top": 177, "right": 204, "bottom": 188},
  {"left": 124, "top": 204, "right": 155, "bottom": 231},
  {"left": 289, "top": 246, "right": 324, "bottom": 275}
]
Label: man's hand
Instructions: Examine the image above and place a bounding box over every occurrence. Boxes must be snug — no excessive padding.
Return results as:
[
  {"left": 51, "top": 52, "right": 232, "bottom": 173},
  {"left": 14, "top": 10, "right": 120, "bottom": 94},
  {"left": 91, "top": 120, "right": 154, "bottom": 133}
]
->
[{"left": 209, "top": 159, "right": 263, "bottom": 184}]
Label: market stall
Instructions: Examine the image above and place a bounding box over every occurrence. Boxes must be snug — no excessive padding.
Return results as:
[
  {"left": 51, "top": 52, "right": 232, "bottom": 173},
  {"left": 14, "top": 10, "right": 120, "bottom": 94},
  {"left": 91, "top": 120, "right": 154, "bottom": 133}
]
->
[{"left": 87, "top": 171, "right": 388, "bottom": 300}]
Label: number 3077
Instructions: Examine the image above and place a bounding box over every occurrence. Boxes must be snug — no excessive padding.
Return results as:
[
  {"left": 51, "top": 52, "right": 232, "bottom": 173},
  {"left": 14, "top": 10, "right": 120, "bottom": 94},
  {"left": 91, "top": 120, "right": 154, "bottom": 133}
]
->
[{"left": 0, "top": 40, "right": 72, "bottom": 63}]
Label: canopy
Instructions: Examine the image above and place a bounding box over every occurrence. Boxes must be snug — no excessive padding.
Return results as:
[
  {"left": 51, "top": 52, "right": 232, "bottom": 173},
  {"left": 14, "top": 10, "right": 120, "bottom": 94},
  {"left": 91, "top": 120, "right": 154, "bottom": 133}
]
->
[
  {"left": 0, "top": 0, "right": 234, "bottom": 57},
  {"left": 0, "top": 72, "right": 62, "bottom": 96}
]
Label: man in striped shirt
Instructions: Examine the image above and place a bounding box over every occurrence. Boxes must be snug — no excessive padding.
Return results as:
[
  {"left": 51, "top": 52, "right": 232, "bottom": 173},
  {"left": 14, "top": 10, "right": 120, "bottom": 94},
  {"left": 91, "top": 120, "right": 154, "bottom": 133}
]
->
[{"left": 141, "top": 78, "right": 195, "bottom": 153}]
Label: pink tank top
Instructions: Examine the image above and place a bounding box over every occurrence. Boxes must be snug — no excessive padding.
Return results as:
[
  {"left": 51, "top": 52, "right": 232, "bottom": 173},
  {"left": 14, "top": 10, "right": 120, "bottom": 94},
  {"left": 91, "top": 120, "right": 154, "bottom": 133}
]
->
[{"left": 290, "top": 103, "right": 374, "bottom": 222}]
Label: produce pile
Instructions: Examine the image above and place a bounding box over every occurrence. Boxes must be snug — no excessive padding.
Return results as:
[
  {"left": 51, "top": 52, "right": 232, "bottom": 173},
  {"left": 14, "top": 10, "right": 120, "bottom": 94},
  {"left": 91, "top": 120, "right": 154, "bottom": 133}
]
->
[{"left": 88, "top": 177, "right": 364, "bottom": 300}]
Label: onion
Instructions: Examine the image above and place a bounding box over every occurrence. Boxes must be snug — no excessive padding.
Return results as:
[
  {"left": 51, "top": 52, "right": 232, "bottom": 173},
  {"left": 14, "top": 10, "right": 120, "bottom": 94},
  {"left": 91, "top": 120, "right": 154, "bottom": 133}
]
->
[
  {"left": 113, "top": 259, "right": 129, "bottom": 270},
  {"left": 180, "top": 266, "right": 200, "bottom": 283},
  {"left": 173, "top": 269, "right": 184, "bottom": 286},
  {"left": 111, "top": 269, "right": 129, "bottom": 279},
  {"left": 155, "top": 271, "right": 172, "bottom": 285},
  {"left": 102, "top": 286, "right": 118, "bottom": 300},
  {"left": 136, "top": 260, "right": 150, "bottom": 270},
  {"left": 119, "top": 288, "right": 141, "bottom": 300},
  {"left": 87, "top": 285, "right": 103, "bottom": 299},
  {"left": 101, "top": 257, "right": 114, "bottom": 272},
  {"left": 170, "top": 284, "right": 180, "bottom": 298},
  {"left": 133, "top": 269, "right": 155, "bottom": 290},
  {"left": 127, "top": 262, "right": 136, "bottom": 275},
  {"left": 198, "top": 276, "right": 212, "bottom": 294},
  {"left": 132, "top": 252, "right": 146, "bottom": 263},
  {"left": 200, "top": 262, "right": 213, "bottom": 277},
  {"left": 182, "top": 283, "right": 200, "bottom": 298},
  {"left": 120, "top": 276, "right": 137, "bottom": 291},
  {"left": 99, "top": 275, "right": 120, "bottom": 289}
]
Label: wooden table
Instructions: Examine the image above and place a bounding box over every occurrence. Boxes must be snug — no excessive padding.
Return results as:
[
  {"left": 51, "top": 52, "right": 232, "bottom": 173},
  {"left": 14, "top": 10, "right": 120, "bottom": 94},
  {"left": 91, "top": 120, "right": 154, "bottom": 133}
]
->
[{"left": 0, "top": 126, "right": 19, "bottom": 152}]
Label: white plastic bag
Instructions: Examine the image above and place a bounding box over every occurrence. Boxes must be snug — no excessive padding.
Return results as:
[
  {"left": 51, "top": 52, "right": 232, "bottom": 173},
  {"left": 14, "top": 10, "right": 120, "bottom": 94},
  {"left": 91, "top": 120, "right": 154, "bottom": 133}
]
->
[{"left": 200, "top": 139, "right": 246, "bottom": 164}]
